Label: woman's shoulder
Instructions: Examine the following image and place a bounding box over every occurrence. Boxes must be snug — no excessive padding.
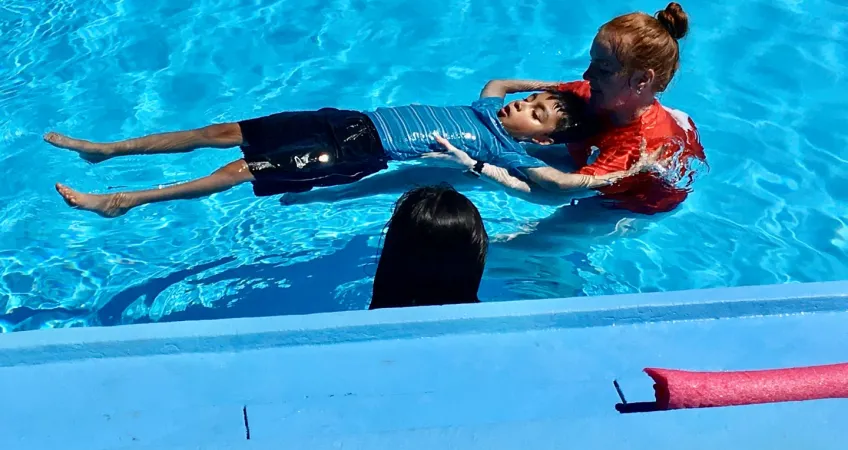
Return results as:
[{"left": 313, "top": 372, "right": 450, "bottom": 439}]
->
[
  {"left": 652, "top": 102, "right": 699, "bottom": 133},
  {"left": 645, "top": 101, "right": 705, "bottom": 160}
]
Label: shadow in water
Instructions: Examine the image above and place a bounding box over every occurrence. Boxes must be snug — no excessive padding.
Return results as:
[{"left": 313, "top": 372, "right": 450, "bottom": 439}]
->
[
  {"left": 0, "top": 235, "right": 379, "bottom": 331},
  {"left": 0, "top": 305, "right": 91, "bottom": 332},
  {"left": 484, "top": 196, "right": 670, "bottom": 300},
  {"left": 96, "top": 257, "right": 240, "bottom": 325},
  {"left": 280, "top": 164, "right": 482, "bottom": 204},
  {"left": 114, "top": 234, "right": 378, "bottom": 326},
  {"left": 1, "top": 152, "right": 673, "bottom": 332},
  {"left": 494, "top": 196, "right": 651, "bottom": 251}
]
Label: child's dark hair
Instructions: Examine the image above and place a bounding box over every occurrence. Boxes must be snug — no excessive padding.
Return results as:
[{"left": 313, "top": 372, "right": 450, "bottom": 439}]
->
[
  {"left": 546, "top": 90, "right": 590, "bottom": 144},
  {"left": 370, "top": 183, "right": 488, "bottom": 310}
]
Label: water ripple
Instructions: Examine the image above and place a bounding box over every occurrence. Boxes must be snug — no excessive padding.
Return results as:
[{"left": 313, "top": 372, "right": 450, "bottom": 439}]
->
[{"left": 2, "top": 0, "right": 848, "bottom": 331}]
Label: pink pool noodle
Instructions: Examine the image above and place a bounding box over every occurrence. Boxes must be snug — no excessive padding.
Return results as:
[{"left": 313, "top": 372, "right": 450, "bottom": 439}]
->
[{"left": 644, "top": 363, "right": 848, "bottom": 410}]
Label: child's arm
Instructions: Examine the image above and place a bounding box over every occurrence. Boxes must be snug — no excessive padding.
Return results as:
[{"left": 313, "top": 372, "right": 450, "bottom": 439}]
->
[
  {"left": 479, "top": 79, "right": 562, "bottom": 99},
  {"left": 425, "top": 136, "right": 663, "bottom": 200},
  {"left": 424, "top": 136, "right": 620, "bottom": 204},
  {"left": 480, "top": 161, "right": 625, "bottom": 192},
  {"left": 477, "top": 162, "right": 601, "bottom": 205},
  {"left": 443, "top": 157, "right": 573, "bottom": 205},
  {"left": 522, "top": 166, "right": 623, "bottom": 191}
]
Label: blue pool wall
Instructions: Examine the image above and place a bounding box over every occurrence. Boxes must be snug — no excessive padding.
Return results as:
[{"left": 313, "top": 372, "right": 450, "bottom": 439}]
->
[{"left": 2, "top": 280, "right": 847, "bottom": 449}]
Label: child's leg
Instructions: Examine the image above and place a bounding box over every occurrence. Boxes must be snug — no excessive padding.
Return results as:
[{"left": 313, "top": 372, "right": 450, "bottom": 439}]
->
[
  {"left": 44, "top": 123, "right": 244, "bottom": 163},
  {"left": 55, "top": 159, "right": 254, "bottom": 218}
]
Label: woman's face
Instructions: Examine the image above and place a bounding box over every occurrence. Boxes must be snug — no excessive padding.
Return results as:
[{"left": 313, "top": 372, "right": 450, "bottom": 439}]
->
[{"left": 582, "top": 36, "right": 632, "bottom": 112}]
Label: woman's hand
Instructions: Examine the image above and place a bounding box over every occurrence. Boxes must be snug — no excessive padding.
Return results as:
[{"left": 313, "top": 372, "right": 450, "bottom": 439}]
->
[
  {"left": 625, "top": 138, "right": 668, "bottom": 177},
  {"left": 421, "top": 134, "right": 477, "bottom": 170},
  {"left": 595, "top": 138, "right": 668, "bottom": 185}
]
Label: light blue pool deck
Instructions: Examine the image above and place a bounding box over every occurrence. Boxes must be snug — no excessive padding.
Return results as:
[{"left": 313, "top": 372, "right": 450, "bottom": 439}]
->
[{"left": 3, "top": 281, "right": 847, "bottom": 449}]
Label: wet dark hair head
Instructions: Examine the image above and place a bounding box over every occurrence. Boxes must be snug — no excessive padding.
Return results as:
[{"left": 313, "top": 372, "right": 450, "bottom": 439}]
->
[
  {"left": 546, "top": 90, "right": 593, "bottom": 144},
  {"left": 369, "top": 184, "right": 488, "bottom": 310}
]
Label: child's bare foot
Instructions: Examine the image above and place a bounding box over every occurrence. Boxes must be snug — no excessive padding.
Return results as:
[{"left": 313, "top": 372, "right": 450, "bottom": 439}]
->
[
  {"left": 44, "top": 132, "right": 113, "bottom": 163},
  {"left": 55, "top": 183, "right": 131, "bottom": 218}
]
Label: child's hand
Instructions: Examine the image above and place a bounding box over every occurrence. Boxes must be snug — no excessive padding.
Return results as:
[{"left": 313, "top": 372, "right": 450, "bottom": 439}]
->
[{"left": 422, "top": 134, "right": 476, "bottom": 169}]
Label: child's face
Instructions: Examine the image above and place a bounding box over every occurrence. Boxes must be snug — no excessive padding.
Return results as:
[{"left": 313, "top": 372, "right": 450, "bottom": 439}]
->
[{"left": 497, "top": 92, "right": 565, "bottom": 145}]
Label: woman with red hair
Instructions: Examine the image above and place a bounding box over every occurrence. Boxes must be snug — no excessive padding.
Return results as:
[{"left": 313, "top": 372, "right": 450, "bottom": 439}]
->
[{"left": 432, "top": 2, "right": 706, "bottom": 215}]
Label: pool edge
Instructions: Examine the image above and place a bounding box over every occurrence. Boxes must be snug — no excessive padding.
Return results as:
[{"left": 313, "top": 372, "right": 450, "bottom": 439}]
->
[{"left": 1, "top": 280, "right": 847, "bottom": 367}]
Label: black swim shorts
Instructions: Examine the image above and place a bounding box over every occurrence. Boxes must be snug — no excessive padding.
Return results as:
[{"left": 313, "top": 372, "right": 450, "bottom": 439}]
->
[{"left": 238, "top": 108, "right": 388, "bottom": 196}]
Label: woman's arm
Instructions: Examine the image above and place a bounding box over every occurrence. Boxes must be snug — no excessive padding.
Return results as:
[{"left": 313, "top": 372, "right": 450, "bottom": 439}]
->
[
  {"left": 479, "top": 79, "right": 563, "bottom": 99},
  {"left": 524, "top": 139, "right": 663, "bottom": 192}
]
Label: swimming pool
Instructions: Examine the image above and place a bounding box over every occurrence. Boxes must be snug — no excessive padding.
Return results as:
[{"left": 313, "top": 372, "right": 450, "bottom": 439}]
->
[{"left": 1, "top": 0, "right": 847, "bottom": 332}]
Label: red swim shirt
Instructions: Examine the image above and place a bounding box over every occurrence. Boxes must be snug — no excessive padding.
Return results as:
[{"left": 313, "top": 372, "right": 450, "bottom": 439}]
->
[{"left": 557, "top": 81, "right": 706, "bottom": 214}]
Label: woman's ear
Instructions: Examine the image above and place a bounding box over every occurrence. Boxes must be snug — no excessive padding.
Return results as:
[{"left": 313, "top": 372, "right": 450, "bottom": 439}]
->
[{"left": 630, "top": 69, "right": 655, "bottom": 94}]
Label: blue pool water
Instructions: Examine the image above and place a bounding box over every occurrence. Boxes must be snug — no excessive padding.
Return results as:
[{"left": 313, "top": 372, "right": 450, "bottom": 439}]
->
[{"left": 1, "top": 0, "right": 847, "bottom": 332}]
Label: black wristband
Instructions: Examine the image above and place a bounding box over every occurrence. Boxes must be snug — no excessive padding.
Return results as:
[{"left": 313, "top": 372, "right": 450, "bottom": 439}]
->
[{"left": 473, "top": 160, "right": 485, "bottom": 174}]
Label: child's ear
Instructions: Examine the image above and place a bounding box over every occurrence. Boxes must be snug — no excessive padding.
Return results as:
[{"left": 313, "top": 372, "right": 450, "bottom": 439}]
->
[{"left": 531, "top": 136, "right": 554, "bottom": 146}]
